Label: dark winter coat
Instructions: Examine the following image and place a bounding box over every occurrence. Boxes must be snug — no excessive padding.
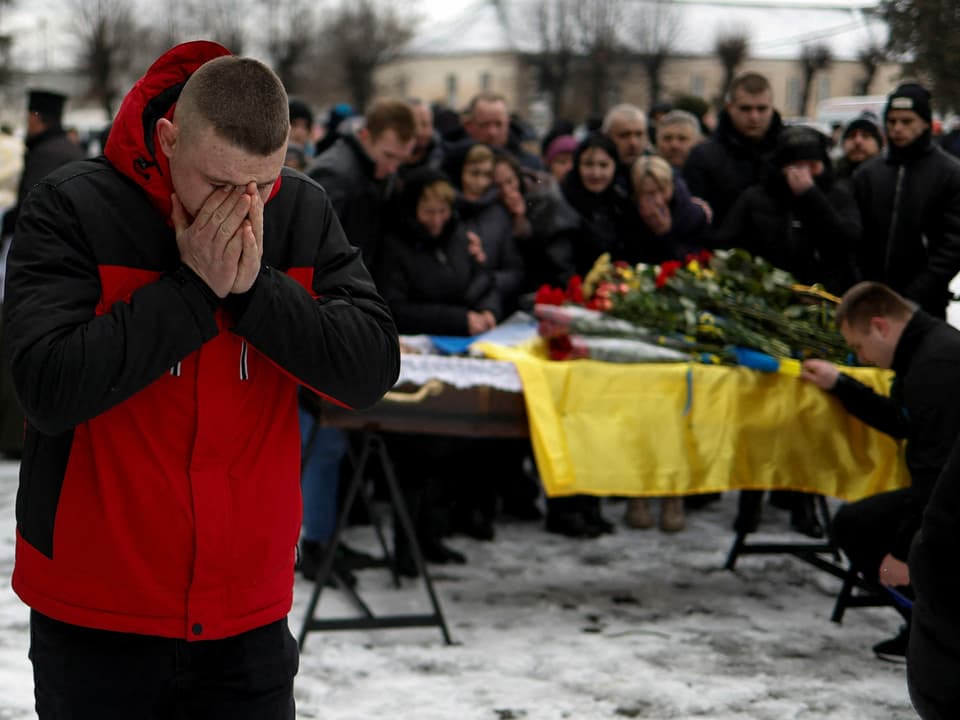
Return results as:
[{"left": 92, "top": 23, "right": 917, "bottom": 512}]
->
[
  {"left": 830, "top": 311, "right": 960, "bottom": 561},
  {"left": 377, "top": 168, "right": 501, "bottom": 335},
  {"left": 682, "top": 109, "right": 784, "bottom": 228},
  {"left": 5, "top": 41, "right": 399, "bottom": 641},
  {"left": 852, "top": 134, "right": 960, "bottom": 317},
  {"left": 516, "top": 171, "right": 580, "bottom": 289},
  {"left": 715, "top": 166, "right": 860, "bottom": 294},
  {"left": 908, "top": 435, "right": 960, "bottom": 717},
  {"left": 308, "top": 133, "right": 394, "bottom": 275},
  {"left": 633, "top": 176, "right": 712, "bottom": 264},
  {"left": 456, "top": 187, "right": 526, "bottom": 315},
  {"left": 561, "top": 169, "right": 635, "bottom": 276},
  {"left": 2, "top": 127, "right": 84, "bottom": 235}
]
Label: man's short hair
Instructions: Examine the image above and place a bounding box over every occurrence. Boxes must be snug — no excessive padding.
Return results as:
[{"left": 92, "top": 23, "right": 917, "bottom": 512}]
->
[
  {"left": 177, "top": 55, "right": 289, "bottom": 155},
  {"left": 836, "top": 281, "right": 915, "bottom": 330},
  {"left": 601, "top": 104, "right": 646, "bottom": 133},
  {"left": 657, "top": 110, "right": 701, "bottom": 136},
  {"left": 365, "top": 99, "right": 416, "bottom": 143},
  {"left": 727, "top": 72, "right": 772, "bottom": 101},
  {"left": 465, "top": 92, "right": 508, "bottom": 117}
]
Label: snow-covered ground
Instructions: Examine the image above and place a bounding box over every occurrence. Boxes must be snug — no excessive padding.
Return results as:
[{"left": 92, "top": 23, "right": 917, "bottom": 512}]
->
[{"left": 0, "top": 461, "right": 915, "bottom": 719}]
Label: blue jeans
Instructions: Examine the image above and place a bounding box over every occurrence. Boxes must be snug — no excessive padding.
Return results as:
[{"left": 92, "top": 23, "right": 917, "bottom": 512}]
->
[{"left": 299, "top": 406, "right": 348, "bottom": 544}]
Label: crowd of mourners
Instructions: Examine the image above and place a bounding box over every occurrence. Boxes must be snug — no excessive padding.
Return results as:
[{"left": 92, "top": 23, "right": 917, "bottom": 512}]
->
[{"left": 6, "top": 67, "right": 960, "bottom": 709}]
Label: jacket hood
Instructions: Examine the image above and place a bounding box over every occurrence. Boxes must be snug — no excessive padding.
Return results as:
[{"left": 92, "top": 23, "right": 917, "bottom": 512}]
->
[{"left": 103, "top": 41, "right": 281, "bottom": 220}]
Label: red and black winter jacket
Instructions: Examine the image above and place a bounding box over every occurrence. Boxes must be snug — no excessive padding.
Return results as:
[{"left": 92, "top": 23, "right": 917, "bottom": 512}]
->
[{"left": 5, "top": 41, "right": 399, "bottom": 640}]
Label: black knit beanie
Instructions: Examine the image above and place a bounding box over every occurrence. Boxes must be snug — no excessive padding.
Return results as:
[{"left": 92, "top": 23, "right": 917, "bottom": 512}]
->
[
  {"left": 885, "top": 83, "right": 932, "bottom": 124},
  {"left": 842, "top": 111, "right": 883, "bottom": 146}
]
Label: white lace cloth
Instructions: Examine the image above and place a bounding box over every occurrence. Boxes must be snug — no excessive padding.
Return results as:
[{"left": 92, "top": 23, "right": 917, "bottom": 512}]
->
[{"left": 397, "top": 352, "right": 523, "bottom": 393}]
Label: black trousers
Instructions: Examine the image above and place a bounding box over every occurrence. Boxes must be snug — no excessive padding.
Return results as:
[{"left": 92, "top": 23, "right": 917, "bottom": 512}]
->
[
  {"left": 833, "top": 487, "right": 913, "bottom": 580},
  {"left": 29, "top": 611, "right": 298, "bottom": 720}
]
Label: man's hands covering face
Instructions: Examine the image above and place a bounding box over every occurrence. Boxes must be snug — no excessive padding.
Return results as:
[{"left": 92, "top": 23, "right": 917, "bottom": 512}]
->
[{"left": 172, "top": 182, "right": 264, "bottom": 298}]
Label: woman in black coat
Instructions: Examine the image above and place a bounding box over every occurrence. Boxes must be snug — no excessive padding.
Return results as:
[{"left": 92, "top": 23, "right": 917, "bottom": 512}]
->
[
  {"left": 561, "top": 132, "right": 635, "bottom": 277},
  {"left": 376, "top": 167, "right": 503, "bottom": 574}
]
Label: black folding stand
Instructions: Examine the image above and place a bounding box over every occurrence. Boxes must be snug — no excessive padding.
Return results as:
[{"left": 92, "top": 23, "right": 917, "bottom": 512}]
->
[{"left": 297, "top": 428, "right": 453, "bottom": 649}]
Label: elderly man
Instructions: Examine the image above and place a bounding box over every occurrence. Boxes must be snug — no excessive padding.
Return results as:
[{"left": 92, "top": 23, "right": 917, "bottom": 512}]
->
[
  {"left": 461, "top": 92, "right": 542, "bottom": 170},
  {"left": 655, "top": 109, "right": 703, "bottom": 171},
  {"left": 5, "top": 41, "right": 399, "bottom": 717},
  {"left": 603, "top": 103, "right": 648, "bottom": 189},
  {"left": 853, "top": 83, "right": 960, "bottom": 318}
]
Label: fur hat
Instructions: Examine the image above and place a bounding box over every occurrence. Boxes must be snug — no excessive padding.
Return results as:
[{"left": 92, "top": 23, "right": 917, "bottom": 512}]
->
[
  {"left": 772, "top": 125, "right": 825, "bottom": 167},
  {"left": 28, "top": 89, "right": 67, "bottom": 119}
]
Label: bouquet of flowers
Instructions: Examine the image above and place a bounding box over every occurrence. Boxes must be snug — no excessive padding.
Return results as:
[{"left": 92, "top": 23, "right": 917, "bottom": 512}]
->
[{"left": 534, "top": 249, "right": 849, "bottom": 365}]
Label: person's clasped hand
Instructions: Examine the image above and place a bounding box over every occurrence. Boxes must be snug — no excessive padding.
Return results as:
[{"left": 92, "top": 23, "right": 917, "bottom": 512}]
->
[
  {"left": 799, "top": 358, "right": 840, "bottom": 390},
  {"left": 783, "top": 163, "right": 815, "bottom": 195},
  {"left": 171, "top": 181, "right": 264, "bottom": 298}
]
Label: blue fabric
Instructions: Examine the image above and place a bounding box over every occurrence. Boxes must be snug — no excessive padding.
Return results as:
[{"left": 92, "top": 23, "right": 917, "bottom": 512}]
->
[
  {"left": 733, "top": 347, "right": 780, "bottom": 373},
  {"left": 299, "top": 406, "right": 348, "bottom": 543},
  {"left": 429, "top": 335, "right": 476, "bottom": 355}
]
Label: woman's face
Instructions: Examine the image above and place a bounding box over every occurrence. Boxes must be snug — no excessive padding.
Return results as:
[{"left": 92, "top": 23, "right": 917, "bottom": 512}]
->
[
  {"left": 462, "top": 159, "right": 494, "bottom": 200},
  {"left": 416, "top": 195, "right": 452, "bottom": 237},
  {"left": 578, "top": 148, "right": 616, "bottom": 194},
  {"left": 493, "top": 161, "right": 520, "bottom": 195},
  {"left": 635, "top": 174, "right": 673, "bottom": 207}
]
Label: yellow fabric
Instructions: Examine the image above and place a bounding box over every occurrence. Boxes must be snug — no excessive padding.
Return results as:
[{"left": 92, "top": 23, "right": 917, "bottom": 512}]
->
[{"left": 475, "top": 340, "right": 909, "bottom": 501}]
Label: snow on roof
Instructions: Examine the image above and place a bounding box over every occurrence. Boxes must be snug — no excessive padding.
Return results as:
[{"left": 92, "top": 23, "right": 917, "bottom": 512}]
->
[{"left": 407, "top": 0, "right": 888, "bottom": 61}]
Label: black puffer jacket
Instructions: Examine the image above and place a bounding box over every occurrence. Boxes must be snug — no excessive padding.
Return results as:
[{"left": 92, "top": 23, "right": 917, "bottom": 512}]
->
[
  {"left": 2, "top": 127, "right": 85, "bottom": 235},
  {"left": 377, "top": 167, "right": 501, "bottom": 335},
  {"left": 682, "top": 110, "right": 784, "bottom": 228},
  {"left": 715, "top": 163, "right": 860, "bottom": 294},
  {"left": 830, "top": 311, "right": 960, "bottom": 560},
  {"left": 561, "top": 167, "right": 634, "bottom": 276},
  {"left": 852, "top": 133, "right": 960, "bottom": 317},
  {"left": 308, "top": 133, "right": 394, "bottom": 275}
]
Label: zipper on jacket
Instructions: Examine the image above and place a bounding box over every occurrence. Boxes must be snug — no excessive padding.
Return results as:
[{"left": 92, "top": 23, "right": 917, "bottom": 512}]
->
[
  {"left": 169, "top": 362, "right": 182, "bottom": 377},
  {"left": 884, "top": 165, "right": 907, "bottom": 277},
  {"left": 240, "top": 340, "right": 249, "bottom": 381}
]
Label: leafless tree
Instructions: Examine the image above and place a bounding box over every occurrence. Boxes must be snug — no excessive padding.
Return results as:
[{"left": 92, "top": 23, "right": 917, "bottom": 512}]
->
[
  {"left": 855, "top": 42, "right": 885, "bottom": 96},
  {"left": 184, "top": 0, "right": 250, "bottom": 54},
  {"left": 0, "top": 0, "right": 13, "bottom": 86},
  {"left": 528, "top": 0, "right": 578, "bottom": 121},
  {"left": 67, "top": 0, "right": 141, "bottom": 118},
  {"left": 714, "top": 29, "right": 750, "bottom": 100},
  {"left": 262, "top": 0, "right": 317, "bottom": 93},
  {"left": 321, "top": 0, "right": 416, "bottom": 112},
  {"left": 630, "top": 0, "right": 683, "bottom": 107},
  {"left": 574, "top": 0, "right": 623, "bottom": 117},
  {"left": 798, "top": 42, "right": 833, "bottom": 116}
]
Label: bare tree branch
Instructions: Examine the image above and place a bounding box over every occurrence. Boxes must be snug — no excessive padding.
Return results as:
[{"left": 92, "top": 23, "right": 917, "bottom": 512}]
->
[
  {"left": 321, "top": 0, "right": 416, "bottom": 112},
  {"left": 856, "top": 42, "right": 886, "bottom": 96},
  {"left": 574, "top": 0, "right": 623, "bottom": 117},
  {"left": 714, "top": 29, "right": 751, "bottom": 101},
  {"left": 630, "top": 0, "right": 683, "bottom": 106},
  {"left": 527, "top": 0, "right": 578, "bottom": 121},
  {"left": 67, "top": 0, "right": 140, "bottom": 118},
  {"left": 799, "top": 42, "right": 832, "bottom": 117},
  {"left": 262, "top": 0, "right": 317, "bottom": 93}
]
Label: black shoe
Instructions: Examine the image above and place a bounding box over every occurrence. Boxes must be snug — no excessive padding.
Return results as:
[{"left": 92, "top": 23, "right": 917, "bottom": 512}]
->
[
  {"left": 420, "top": 537, "right": 468, "bottom": 564},
  {"left": 872, "top": 625, "right": 909, "bottom": 663},
  {"left": 501, "top": 499, "right": 543, "bottom": 521},
  {"left": 733, "top": 491, "right": 763, "bottom": 535},
  {"left": 336, "top": 542, "right": 380, "bottom": 569},
  {"left": 298, "top": 541, "right": 357, "bottom": 587},
  {"left": 451, "top": 508, "right": 496, "bottom": 541},
  {"left": 545, "top": 511, "right": 604, "bottom": 539}
]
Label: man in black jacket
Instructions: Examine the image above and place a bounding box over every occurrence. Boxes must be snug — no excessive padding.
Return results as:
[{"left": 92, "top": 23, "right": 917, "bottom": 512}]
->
[
  {"left": 683, "top": 72, "right": 783, "bottom": 228},
  {"left": 801, "top": 282, "right": 960, "bottom": 661},
  {"left": 852, "top": 83, "right": 960, "bottom": 318},
  {"left": 0, "top": 89, "right": 84, "bottom": 458},
  {"left": 308, "top": 98, "right": 416, "bottom": 276}
]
